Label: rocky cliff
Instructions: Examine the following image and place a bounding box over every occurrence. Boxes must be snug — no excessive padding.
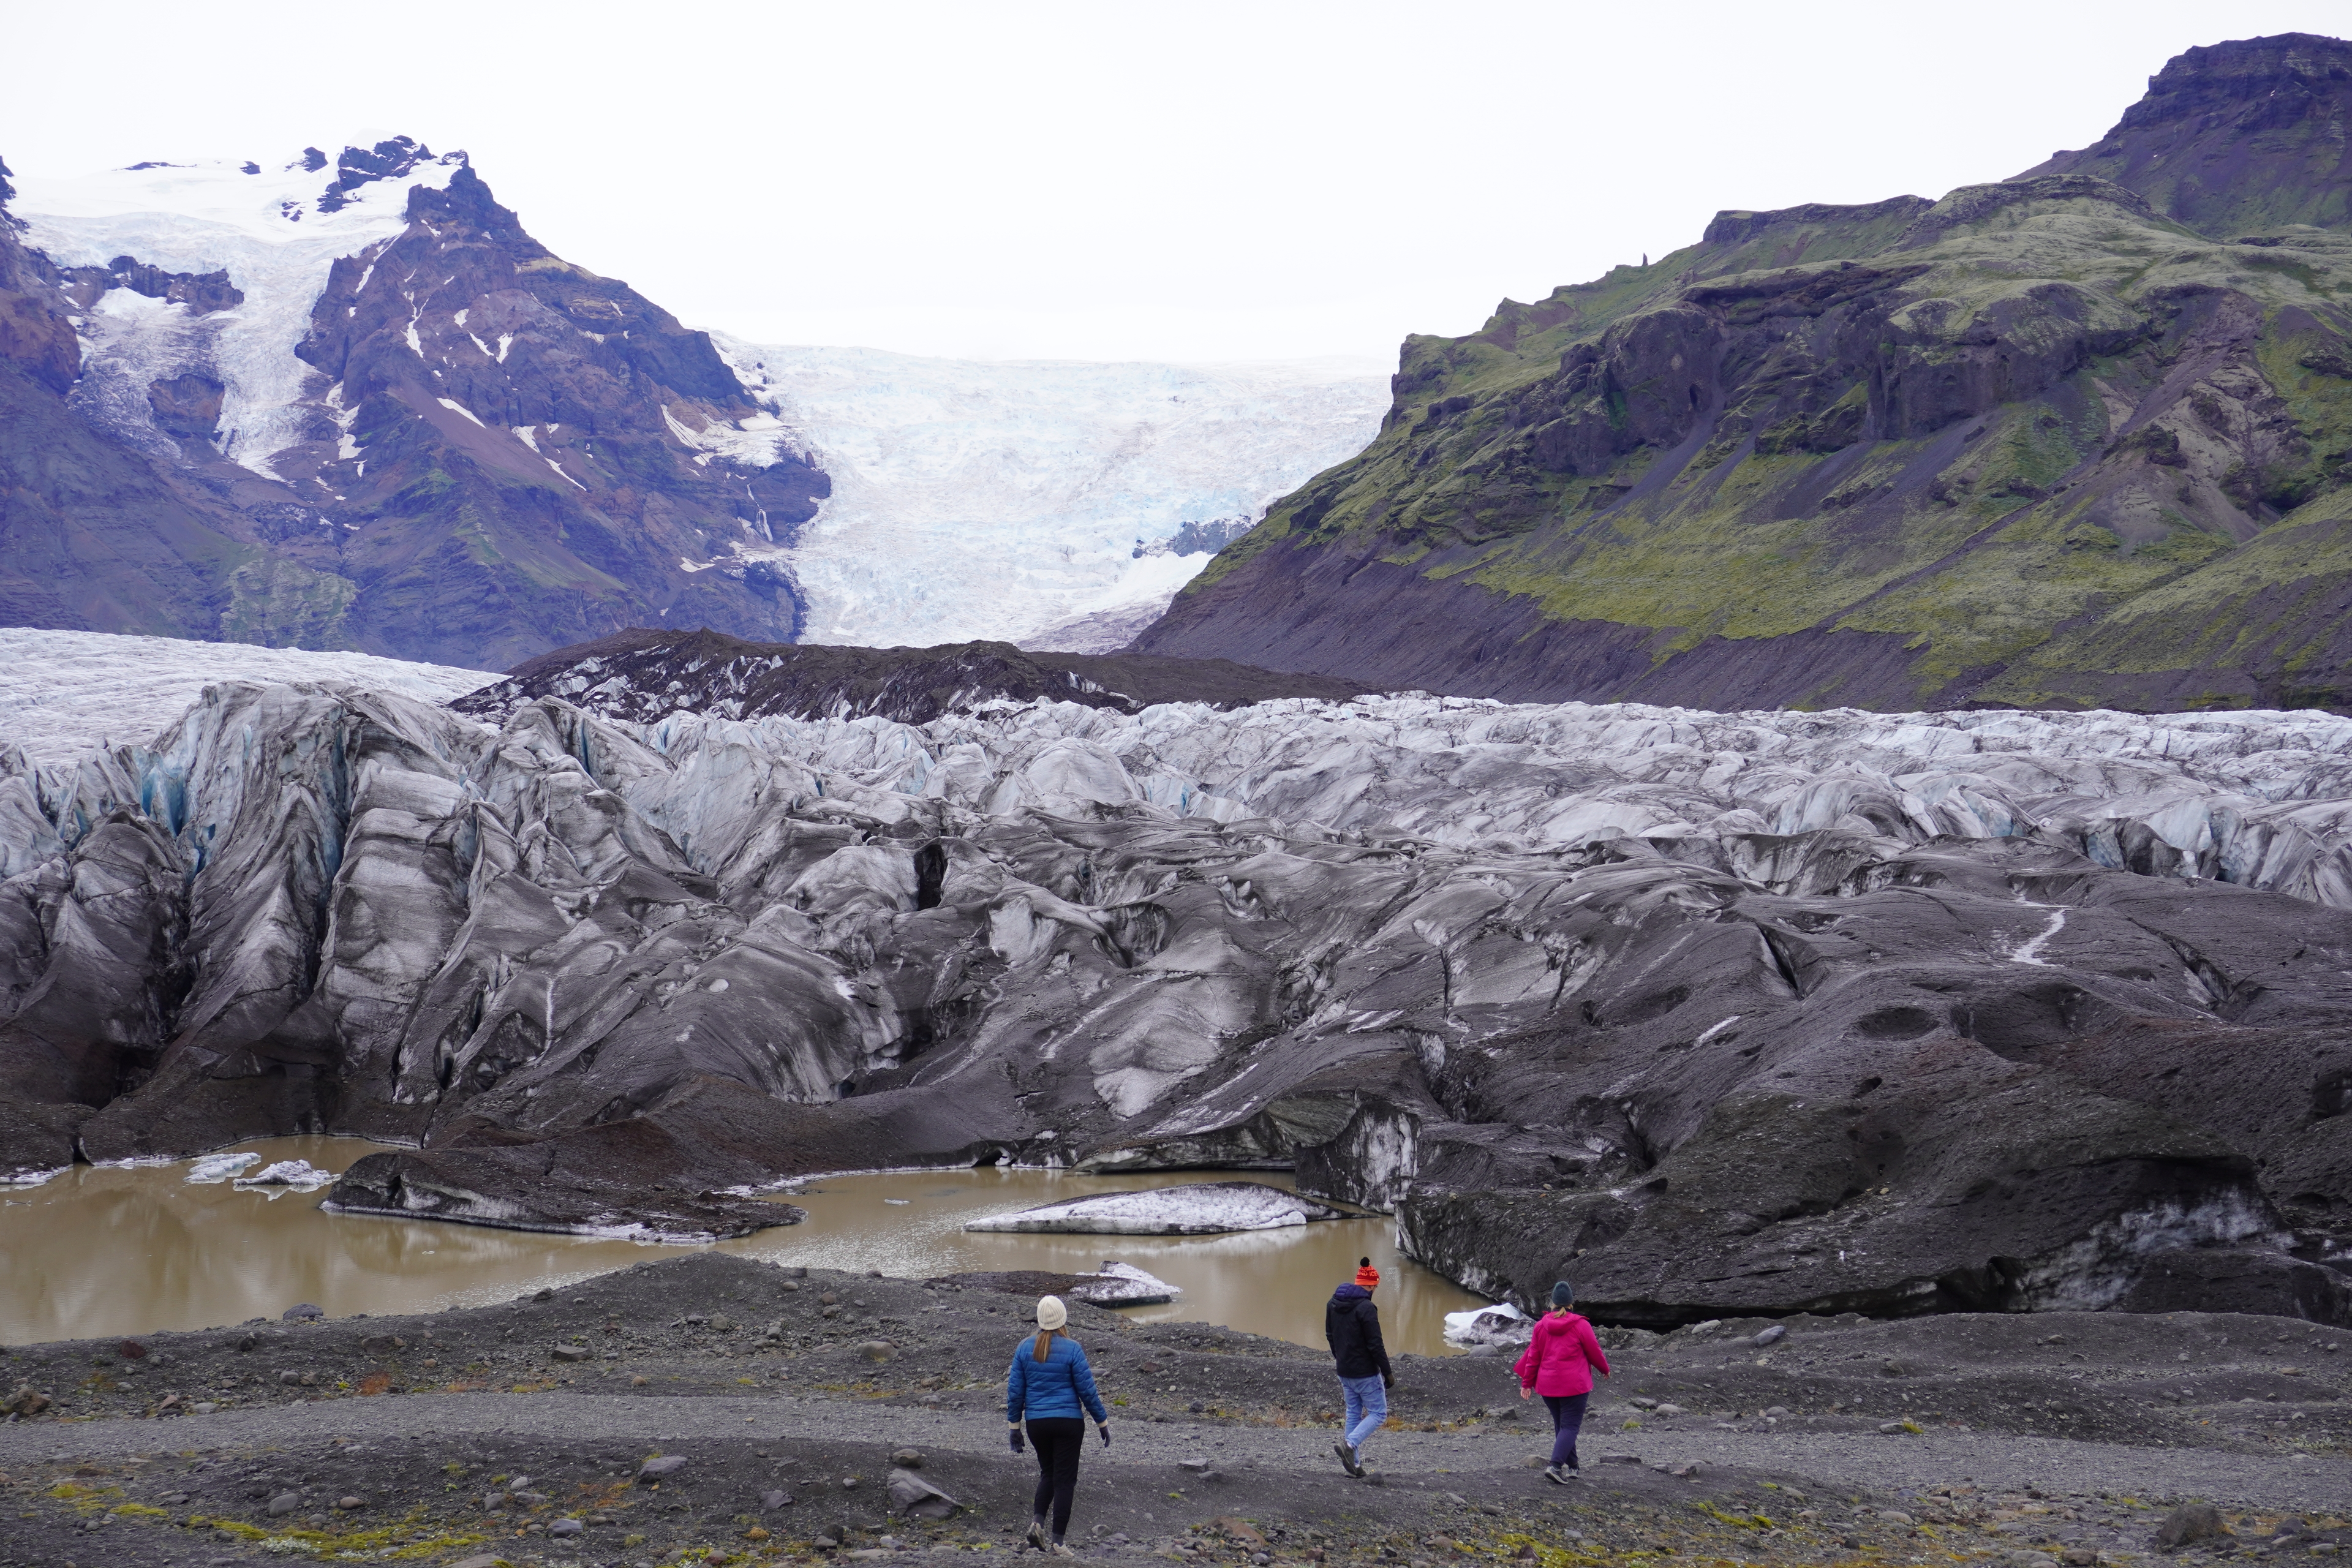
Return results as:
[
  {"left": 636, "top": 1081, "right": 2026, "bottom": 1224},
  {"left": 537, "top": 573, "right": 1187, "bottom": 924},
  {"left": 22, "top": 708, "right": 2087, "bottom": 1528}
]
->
[
  {"left": 1136, "top": 35, "right": 2352, "bottom": 715},
  {"left": 0, "top": 141, "right": 825, "bottom": 667},
  {"left": 4, "top": 671, "right": 2348, "bottom": 1324},
  {"left": 453, "top": 626, "right": 1370, "bottom": 726}
]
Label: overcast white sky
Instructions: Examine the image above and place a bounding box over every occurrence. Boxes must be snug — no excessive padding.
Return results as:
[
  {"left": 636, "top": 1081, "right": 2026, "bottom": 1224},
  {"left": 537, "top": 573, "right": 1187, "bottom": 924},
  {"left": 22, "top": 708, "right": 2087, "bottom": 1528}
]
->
[{"left": 4, "top": 1, "right": 2345, "bottom": 365}]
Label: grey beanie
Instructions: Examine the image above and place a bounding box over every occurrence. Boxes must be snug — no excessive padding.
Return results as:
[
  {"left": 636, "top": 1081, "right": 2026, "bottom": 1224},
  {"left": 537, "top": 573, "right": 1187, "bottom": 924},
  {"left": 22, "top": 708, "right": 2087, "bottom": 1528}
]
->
[{"left": 1551, "top": 1280, "right": 1575, "bottom": 1308}]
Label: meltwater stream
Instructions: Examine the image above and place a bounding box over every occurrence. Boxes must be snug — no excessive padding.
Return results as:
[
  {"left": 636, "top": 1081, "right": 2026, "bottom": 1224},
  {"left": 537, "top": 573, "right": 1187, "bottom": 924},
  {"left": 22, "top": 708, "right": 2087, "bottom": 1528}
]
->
[{"left": 1, "top": 1139, "right": 1484, "bottom": 1354}]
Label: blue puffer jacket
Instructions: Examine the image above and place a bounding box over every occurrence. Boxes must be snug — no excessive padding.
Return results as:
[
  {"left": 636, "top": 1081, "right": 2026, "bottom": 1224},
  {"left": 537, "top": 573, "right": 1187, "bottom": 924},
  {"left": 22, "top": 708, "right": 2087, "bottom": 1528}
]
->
[{"left": 1006, "top": 1332, "right": 1108, "bottom": 1423}]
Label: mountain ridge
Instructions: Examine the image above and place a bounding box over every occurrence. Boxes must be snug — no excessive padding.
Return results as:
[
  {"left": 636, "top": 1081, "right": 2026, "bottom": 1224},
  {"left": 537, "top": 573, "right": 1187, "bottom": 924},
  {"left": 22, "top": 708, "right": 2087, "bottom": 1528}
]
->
[{"left": 1134, "top": 34, "right": 2352, "bottom": 715}]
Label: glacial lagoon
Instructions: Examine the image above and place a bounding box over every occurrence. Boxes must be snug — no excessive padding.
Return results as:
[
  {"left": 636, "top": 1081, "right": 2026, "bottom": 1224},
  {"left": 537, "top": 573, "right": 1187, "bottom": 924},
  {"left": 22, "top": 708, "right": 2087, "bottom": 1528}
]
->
[{"left": 1, "top": 1140, "right": 1483, "bottom": 1355}]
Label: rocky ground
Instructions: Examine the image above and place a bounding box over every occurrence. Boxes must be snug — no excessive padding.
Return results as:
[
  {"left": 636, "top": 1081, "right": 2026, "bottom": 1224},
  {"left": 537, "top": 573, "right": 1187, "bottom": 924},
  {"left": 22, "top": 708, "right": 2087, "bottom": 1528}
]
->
[{"left": 1, "top": 1255, "right": 2346, "bottom": 1568}]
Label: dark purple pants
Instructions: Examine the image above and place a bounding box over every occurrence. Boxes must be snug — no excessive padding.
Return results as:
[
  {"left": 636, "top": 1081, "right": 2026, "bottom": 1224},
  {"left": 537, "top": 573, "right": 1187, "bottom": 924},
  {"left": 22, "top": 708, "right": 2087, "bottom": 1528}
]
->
[{"left": 1543, "top": 1392, "right": 1589, "bottom": 1469}]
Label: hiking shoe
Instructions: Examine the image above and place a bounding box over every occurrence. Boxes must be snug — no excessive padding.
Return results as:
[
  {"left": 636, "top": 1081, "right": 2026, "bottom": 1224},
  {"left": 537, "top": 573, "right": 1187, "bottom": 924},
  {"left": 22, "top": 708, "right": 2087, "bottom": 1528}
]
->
[
  {"left": 1050, "top": 1545, "right": 1079, "bottom": 1558},
  {"left": 1562, "top": 1468, "right": 1583, "bottom": 1482},
  {"left": 1332, "top": 1440, "right": 1362, "bottom": 1477},
  {"left": 1542, "top": 1464, "right": 1567, "bottom": 1485},
  {"left": 1027, "top": 1519, "right": 1048, "bottom": 1551}
]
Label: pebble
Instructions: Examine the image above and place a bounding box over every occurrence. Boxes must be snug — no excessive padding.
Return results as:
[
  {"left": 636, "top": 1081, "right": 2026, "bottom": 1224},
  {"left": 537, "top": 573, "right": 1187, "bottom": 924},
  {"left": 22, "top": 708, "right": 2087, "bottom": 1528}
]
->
[
  {"left": 265, "top": 1492, "right": 301, "bottom": 1515},
  {"left": 549, "top": 1517, "right": 584, "bottom": 1537},
  {"left": 639, "top": 1454, "right": 689, "bottom": 1480},
  {"left": 281, "top": 1303, "right": 324, "bottom": 1321}
]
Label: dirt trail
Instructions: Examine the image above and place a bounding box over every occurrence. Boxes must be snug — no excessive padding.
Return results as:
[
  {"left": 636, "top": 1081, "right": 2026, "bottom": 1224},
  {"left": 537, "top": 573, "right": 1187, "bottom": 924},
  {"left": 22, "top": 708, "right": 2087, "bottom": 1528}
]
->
[{"left": 0, "top": 1253, "right": 2345, "bottom": 1567}]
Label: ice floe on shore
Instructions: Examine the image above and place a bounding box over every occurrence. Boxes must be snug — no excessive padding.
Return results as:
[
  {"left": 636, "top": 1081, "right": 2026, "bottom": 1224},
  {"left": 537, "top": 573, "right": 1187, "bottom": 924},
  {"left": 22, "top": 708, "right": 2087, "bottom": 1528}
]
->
[{"left": 1443, "top": 1302, "right": 1531, "bottom": 1348}]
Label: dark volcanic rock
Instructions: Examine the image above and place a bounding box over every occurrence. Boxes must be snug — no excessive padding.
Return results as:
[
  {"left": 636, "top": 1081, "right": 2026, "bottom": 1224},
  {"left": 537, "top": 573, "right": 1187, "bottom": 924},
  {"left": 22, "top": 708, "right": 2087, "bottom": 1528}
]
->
[
  {"left": 453, "top": 626, "right": 1371, "bottom": 726},
  {"left": 2021, "top": 33, "right": 2352, "bottom": 235}
]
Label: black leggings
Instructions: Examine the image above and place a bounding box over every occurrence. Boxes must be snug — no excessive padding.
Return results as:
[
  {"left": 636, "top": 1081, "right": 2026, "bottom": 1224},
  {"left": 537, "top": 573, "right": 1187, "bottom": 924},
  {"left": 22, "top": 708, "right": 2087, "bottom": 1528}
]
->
[{"left": 1027, "top": 1417, "right": 1086, "bottom": 1538}]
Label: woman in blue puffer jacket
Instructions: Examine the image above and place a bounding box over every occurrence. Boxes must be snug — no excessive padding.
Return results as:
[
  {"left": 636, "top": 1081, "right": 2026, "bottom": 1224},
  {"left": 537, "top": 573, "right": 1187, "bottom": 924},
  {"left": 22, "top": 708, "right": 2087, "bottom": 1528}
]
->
[{"left": 1006, "top": 1295, "right": 1110, "bottom": 1555}]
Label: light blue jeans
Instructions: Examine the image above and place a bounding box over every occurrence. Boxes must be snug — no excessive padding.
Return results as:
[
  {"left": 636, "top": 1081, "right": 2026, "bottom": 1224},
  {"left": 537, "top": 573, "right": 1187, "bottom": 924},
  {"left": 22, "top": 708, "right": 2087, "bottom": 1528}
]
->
[{"left": 1340, "top": 1373, "right": 1388, "bottom": 1455}]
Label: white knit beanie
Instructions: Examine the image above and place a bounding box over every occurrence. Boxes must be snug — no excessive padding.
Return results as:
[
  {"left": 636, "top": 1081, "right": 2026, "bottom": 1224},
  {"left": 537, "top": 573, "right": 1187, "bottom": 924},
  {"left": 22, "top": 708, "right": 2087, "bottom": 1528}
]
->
[{"left": 1036, "top": 1295, "right": 1068, "bottom": 1330}]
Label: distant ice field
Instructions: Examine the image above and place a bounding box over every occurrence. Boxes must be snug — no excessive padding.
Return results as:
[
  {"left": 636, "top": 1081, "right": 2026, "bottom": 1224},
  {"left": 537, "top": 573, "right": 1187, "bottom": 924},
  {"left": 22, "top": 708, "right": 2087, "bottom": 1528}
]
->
[
  {"left": 0, "top": 629, "right": 500, "bottom": 766},
  {"left": 715, "top": 341, "right": 1389, "bottom": 650}
]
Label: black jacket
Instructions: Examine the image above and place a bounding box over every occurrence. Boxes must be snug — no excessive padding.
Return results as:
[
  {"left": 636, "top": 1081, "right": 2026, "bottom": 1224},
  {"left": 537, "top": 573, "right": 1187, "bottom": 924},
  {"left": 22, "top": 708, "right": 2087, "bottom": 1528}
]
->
[{"left": 1325, "top": 1284, "right": 1392, "bottom": 1381}]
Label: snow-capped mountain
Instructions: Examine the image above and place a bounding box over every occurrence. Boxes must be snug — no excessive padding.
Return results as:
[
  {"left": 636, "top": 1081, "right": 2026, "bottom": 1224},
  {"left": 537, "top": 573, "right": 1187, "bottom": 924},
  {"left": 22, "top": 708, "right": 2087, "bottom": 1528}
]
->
[
  {"left": 713, "top": 342, "right": 1387, "bottom": 651},
  {"left": 1, "top": 137, "right": 825, "bottom": 666},
  {"left": 15, "top": 139, "right": 472, "bottom": 477}
]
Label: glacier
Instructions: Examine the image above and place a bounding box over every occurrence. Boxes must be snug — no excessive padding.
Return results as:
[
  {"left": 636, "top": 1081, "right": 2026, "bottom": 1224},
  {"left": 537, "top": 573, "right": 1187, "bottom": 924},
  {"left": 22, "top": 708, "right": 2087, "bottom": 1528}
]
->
[
  {"left": 712, "top": 341, "right": 1389, "bottom": 650},
  {"left": 0, "top": 627, "right": 497, "bottom": 767},
  {"left": 1, "top": 649, "right": 2348, "bottom": 1322}
]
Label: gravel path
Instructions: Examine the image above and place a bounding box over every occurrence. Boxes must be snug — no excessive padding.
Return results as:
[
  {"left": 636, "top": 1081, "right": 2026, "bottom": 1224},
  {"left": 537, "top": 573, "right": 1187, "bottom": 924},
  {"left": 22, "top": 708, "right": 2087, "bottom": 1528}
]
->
[{"left": 7, "top": 1387, "right": 2344, "bottom": 1513}]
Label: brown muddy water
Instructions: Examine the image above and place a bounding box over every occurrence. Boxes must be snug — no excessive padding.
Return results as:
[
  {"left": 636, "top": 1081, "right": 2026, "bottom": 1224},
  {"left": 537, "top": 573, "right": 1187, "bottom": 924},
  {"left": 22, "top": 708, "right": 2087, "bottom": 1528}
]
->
[{"left": 1, "top": 1139, "right": 1487, "bottom": 1354}]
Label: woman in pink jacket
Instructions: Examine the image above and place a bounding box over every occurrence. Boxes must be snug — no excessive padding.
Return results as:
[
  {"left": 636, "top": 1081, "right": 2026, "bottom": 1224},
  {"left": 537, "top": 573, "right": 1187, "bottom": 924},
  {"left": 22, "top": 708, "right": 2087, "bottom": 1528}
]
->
[{"left": 1513, "top": 1280, "right": 1610, "bottom": 1483}]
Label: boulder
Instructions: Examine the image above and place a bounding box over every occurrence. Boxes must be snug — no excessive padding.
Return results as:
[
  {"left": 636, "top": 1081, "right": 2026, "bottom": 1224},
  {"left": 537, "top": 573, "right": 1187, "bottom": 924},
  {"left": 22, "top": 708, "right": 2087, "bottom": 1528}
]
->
[
  {"left": 885, "top": 1468, "right": 960, "bottom": 1519},
  {"left": 2156, "top": 1504, "right": 2228, "bottom": 1550}
]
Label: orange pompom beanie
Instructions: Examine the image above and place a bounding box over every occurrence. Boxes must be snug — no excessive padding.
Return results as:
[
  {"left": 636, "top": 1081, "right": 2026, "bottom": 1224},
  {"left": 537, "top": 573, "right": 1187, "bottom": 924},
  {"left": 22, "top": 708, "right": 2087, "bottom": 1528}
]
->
[{"left": 1354, "top": 1261, "right": 1381, "bottom": 1289}]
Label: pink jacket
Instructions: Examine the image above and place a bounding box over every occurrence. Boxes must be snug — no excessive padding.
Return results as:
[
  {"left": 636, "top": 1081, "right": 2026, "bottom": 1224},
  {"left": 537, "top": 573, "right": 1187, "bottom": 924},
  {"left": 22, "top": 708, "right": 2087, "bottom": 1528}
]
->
[{"left": 1513, "top": 1311, "right": 1610, "bottom": 1397}]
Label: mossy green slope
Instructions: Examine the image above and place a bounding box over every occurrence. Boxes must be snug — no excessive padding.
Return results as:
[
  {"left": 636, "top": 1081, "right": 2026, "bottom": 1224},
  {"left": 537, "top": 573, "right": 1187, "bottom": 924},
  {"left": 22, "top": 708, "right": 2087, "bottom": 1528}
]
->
[{"left": 1141, "top": 34, "right": 2352, "bottom": 714}]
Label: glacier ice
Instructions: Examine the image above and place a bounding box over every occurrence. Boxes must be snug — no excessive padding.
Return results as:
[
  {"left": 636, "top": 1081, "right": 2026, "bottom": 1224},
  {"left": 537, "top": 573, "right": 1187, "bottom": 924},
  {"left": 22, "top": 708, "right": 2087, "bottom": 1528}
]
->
[
  {"left": 0, "top": 627, "right": 499, "bottom": 767},
  {"left": 711, "top": 341, "right": 1387, "bottom": 649},
  {"left": 1, "top": 655, "right": 2348, "bottom": 1321}
]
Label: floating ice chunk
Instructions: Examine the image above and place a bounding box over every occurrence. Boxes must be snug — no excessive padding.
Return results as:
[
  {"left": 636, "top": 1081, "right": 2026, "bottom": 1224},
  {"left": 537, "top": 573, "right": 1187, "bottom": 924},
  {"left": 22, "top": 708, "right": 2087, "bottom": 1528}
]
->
[
  {"left": 186, "top": 1151, "right": 264, "bottom": 1184},
  {"left": 235, "top": 1159, "right": 336, "bottom": 1191},
  {"left": 965, "top": 1181, "right": 1346, "bottom": 1235}
]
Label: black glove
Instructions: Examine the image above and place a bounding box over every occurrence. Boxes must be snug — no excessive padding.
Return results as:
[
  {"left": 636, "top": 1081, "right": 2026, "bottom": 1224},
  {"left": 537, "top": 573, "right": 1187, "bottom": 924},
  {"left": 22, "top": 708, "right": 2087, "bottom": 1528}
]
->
[
  {"left": 1009, "top": 1427, "right": 1025, "bottom": 1454},
  {"left": 1097, "top": 1423, "right": 1112, "bottom": 1448}
]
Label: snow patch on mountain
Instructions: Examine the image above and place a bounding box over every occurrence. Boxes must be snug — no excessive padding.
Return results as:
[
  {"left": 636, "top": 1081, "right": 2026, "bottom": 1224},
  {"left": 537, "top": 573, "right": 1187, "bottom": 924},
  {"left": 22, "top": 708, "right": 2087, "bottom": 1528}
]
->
[
  {"left": 712, "top": 341, "right": 1387, "bottom": 649},
  {"left": 11, "top": 139, "right": 465, "bottom": 478},
  {"left": 0, "top": 628, "right": 499, "bottom": 767}
]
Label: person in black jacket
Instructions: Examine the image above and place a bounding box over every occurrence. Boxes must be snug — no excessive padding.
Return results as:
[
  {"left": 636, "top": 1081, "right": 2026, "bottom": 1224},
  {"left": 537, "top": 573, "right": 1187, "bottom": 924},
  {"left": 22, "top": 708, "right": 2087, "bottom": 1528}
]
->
[{"left": 1324, "top": 1257, "right": 1393, "bottom": 1477}]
